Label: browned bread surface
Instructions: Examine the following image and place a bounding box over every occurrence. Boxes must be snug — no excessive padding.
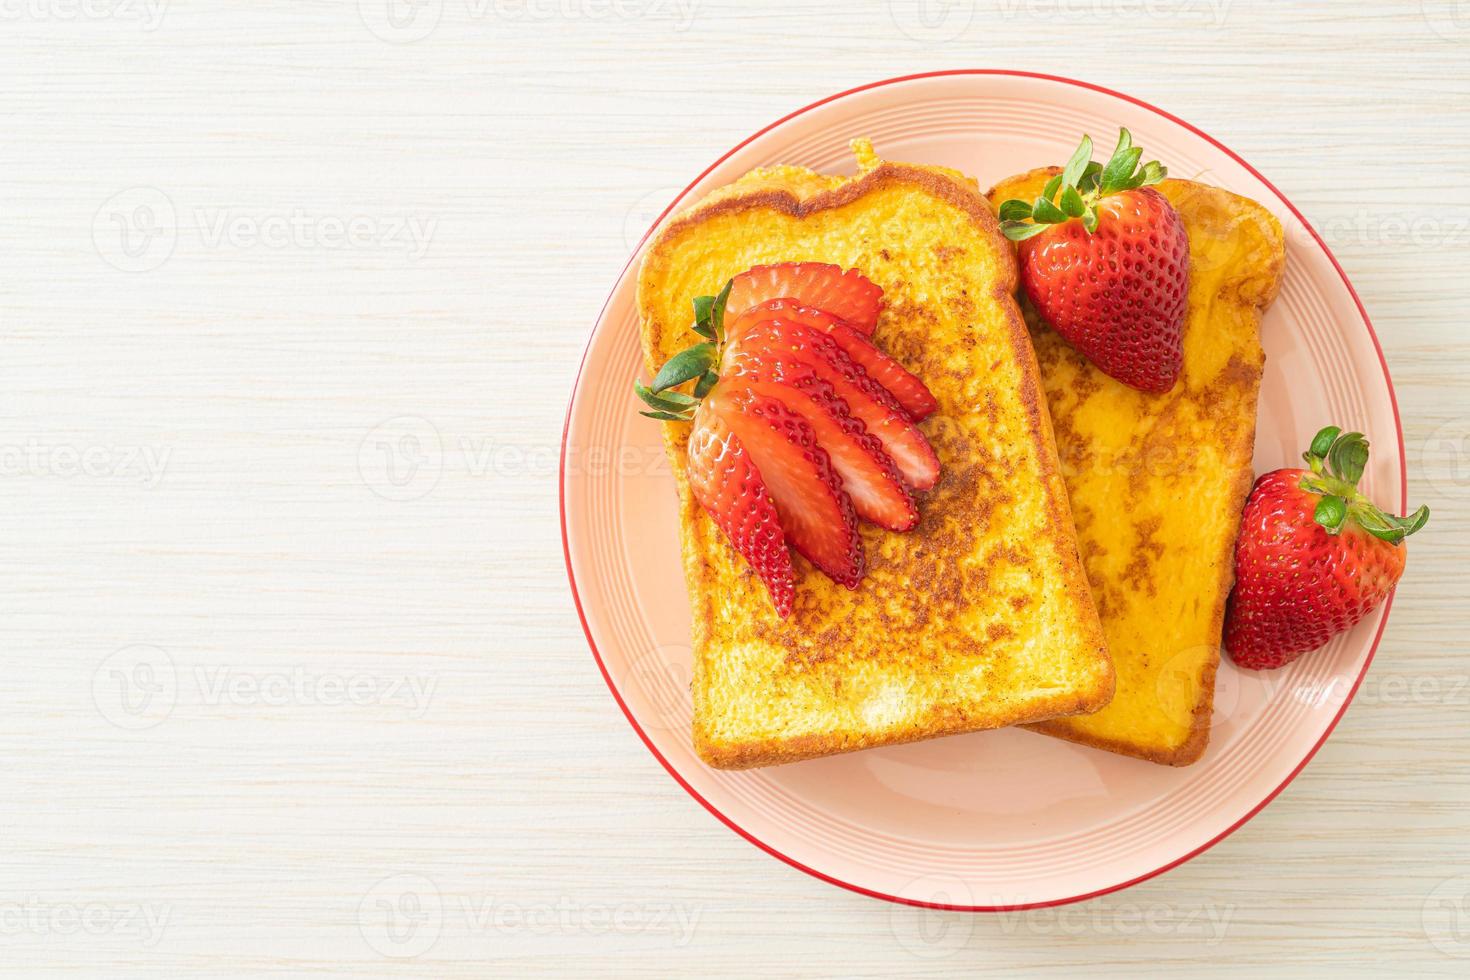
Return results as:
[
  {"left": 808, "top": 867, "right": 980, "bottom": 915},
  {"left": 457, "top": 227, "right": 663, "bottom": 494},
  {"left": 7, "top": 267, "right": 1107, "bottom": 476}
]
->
[
  {"left": 638, "top": 144, "right": 1113, "bottom": 769},
  {"left": 987, "top": 168, "right": 1287, "bottom": 765}
]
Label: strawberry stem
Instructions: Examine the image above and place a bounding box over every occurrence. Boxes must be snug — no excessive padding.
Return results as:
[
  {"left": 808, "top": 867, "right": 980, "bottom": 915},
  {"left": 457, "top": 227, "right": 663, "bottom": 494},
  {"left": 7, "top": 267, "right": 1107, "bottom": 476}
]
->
[
  {"left": 1297, "top": 426, "right": 1430, "bottom": 544},
  {"left": 1303, "top": 425, "right": 1341, "bottom": 472},
  {"left": 634, "top": 278, "right": 734, "bottom": 421},
  {"left": 999, "top": 128, "right": 1167, "bottom": 242}
]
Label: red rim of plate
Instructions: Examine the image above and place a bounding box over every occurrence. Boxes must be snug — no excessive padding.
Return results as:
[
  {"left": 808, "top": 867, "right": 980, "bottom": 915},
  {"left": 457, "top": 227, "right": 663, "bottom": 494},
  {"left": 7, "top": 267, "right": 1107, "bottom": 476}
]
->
[{"left": 559, "top": 69, "right": 1407, "bottom": 912}]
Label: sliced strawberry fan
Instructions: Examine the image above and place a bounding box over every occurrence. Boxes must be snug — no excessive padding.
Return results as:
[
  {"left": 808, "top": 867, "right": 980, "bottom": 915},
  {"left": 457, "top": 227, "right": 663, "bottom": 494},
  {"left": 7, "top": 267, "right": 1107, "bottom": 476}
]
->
[
  {"left": 725, "top": 262, "right": 884, "bottom": 335},
  {"left": 714, "top": 385, "right": 865, "bottom": 588},
  {"left": 685, "top": 400, "right": 796, "bottom": 617},
  {"left": 729, "top": 299, "right": 938, "bottom": 422},
  {"left": 635, "top": 263, "right": 940, "bottom": 616},
  {"left": 730, "top": 317, "right": 939, "bottom": 491}
]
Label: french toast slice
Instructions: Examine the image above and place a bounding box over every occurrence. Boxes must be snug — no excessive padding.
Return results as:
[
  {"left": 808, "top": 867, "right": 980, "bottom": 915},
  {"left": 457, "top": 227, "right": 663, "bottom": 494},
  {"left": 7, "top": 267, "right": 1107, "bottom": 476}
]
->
[
  {"left": 638, "top": 142, "right": 1113, "bottom": 770},
  {"left": 986, "top": 169, "right": 1287, "bottom": 766}
]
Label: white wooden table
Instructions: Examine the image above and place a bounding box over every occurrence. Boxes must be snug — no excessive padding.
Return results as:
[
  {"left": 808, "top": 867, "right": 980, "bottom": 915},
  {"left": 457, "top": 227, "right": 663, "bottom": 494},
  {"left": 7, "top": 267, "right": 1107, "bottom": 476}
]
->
[{"left": 3, "top": 2, "right": 1467, "bottom": 975}]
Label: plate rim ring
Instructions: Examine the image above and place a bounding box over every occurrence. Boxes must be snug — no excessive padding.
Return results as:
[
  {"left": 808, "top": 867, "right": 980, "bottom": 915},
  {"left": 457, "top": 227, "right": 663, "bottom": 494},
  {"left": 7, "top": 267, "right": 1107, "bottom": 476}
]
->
[{"left": 559, "top": 68, "right": 1407, "bottom": 912}]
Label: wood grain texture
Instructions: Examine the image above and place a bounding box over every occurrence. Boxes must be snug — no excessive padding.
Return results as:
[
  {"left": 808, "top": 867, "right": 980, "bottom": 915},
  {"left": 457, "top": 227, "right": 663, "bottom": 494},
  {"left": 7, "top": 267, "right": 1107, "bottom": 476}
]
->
[{"left": 1, "top": 1, "right": 1466, "bottom": 975}]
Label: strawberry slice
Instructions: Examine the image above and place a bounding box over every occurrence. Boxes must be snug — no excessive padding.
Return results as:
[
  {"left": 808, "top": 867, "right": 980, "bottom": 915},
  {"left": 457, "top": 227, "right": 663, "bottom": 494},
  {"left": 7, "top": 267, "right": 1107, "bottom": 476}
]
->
[
  {"left": 729, "top": 362, "right": 917, "bottom": 532},
  {"left": 725, "top": 263, "right": 884, "bottom": 335},
  {"left": 730, "top": 317, "right": 941, "bottom": 491},
  {"left": 710, "top": 385, "right": 864, "bottom": 588},
  {"left": 731, "top": 299, "right": 938, "bottom": 421},
  {"left": 686, "top": 401, "right": 796, "bottom": 616}
]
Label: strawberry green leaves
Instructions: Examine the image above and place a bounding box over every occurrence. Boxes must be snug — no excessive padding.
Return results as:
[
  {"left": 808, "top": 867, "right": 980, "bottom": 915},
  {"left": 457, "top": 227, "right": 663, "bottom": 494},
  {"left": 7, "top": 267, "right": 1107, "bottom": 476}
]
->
[
  {"left": 1312, "top": 494, "right": 1348, "bottom": 533},
  {"left": 1095, "top": 128, "right": 1166, "bottom": 196},
  {"left": 693, "top": 370, "right": 718, "bottom": 398},
  {"left": 650, "top": 342, "right": 717, "bottom": 393},
  {"left": 1032, "top": 194, "right": 1067, "bottom": 224},
  {"left": 1304, "top": 424, "right": 1343, "bottom": 463},
  {"left": 997, "top": 199, "right": 1032, "bottom": 222},
  {"left": 1298, "top": 424, "right": 1430, "bottom": 543},
  {"left": 999, "top": 127, "right": 1169, "bottom": 241},
  {"left": 635, "top": 279, "right": 732, "bottom": 421},
  {"left": 1060, "top": 134, "right": 1093, "bottom": 189},
  {"left": 690, "top": 279, "right": 732, "bottom": 344},
  {"left": 1099, "top": 129, "right": 1142, "bottom": 195},
  {"left": 1075, "top": 161, "right": 1104, "bottom": 196},
  {"left": 1003, "top": 221, "right": 1052, "bottom": 242},
  {"left": 691, "top": 297, "right": 716, "bottom": 339},
  {"left": 1060, "top": 185, "right": 1085, "bottom": 218},
  {"left": 1353, "top": 502, "right": 1430, "bottom": 544},
  {"left": 1302, "top": 425, "right": 1369, "bottom": 485},
  {"left": 1327, "top": 431, "right": 1369, "bottom": 485}
]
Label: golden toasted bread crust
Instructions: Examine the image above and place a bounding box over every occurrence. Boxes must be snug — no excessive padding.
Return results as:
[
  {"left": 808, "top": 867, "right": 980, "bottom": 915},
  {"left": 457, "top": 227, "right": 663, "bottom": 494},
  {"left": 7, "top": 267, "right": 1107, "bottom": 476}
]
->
[
  {"left": 989, "top": 167, "right": 1286, "bottom": 766},
  {"left": 640, "top": 151, "right": 1112, "bottom": 770}
]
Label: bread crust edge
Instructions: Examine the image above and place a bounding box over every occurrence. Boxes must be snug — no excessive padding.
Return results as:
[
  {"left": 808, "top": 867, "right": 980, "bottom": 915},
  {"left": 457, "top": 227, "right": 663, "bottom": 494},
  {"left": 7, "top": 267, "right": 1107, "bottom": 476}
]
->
[{"left": 639, "top": 159, "right": 1114, "bottom": 770}]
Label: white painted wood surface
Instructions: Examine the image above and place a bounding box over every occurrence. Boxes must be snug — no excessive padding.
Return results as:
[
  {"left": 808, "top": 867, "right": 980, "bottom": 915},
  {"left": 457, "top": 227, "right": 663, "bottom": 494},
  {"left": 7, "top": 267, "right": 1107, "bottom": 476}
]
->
[{"left": 2, "top": 1, "right": 1467, "bottom": 974}]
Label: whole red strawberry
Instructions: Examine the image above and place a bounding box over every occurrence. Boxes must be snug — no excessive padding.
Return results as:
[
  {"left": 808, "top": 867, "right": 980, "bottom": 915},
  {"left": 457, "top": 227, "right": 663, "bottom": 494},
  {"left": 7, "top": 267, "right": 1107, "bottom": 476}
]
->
[
  {"left": 998, "top": 129, "right": 1190, "bottom": 393},
  {"left": 1224, "top": 426, "right": 1429, "bottom": 670}
]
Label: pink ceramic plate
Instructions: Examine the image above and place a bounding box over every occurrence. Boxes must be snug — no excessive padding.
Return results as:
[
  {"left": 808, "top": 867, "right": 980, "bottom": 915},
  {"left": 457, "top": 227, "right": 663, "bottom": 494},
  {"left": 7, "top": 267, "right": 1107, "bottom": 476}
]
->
[{"left": 562, "top": 71, "right": 1405, "bottom": 910}]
